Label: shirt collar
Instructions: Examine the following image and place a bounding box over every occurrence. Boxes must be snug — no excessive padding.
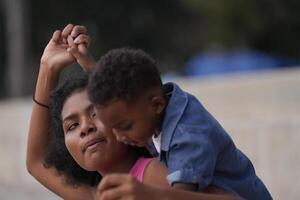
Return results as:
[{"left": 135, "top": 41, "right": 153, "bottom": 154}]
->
[{"left": 160, "top": 82, "right": 188, "bottom": 151}]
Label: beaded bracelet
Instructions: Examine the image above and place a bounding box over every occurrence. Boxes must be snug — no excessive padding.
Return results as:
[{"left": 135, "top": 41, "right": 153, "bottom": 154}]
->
[{"left": 33, "top": 95, "right": 49, "bottom": 108}]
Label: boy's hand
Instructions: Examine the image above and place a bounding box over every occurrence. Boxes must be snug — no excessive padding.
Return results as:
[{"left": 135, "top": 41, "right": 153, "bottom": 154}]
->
[
  {"left": 95, "top": 174, "right": 162, "bottom": 200},
  {"left": 40, "top": 24, "right": 76, "bottom": 72},
  {"left": 67, "top": 25, "right": 96, "bottom": 72}
]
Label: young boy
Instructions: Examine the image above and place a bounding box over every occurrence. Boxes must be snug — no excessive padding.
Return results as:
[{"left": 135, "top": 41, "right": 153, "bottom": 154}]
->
[{"left": 87, "top": 47, "right": 272, "bottom": 199}]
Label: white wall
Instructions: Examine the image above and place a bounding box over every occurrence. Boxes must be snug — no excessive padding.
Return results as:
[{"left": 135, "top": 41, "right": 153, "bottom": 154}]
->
[{"left": 1, "top": 68, "right": 299, "bottom": 199}]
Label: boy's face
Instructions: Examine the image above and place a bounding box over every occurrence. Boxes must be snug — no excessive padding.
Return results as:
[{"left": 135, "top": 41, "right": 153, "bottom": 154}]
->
[{"left": 94, "top": 93, "right": 165, "bottom": 147}]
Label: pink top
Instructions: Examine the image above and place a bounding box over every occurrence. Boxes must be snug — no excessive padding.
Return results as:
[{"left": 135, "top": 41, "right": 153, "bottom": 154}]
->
[{"left": 129, "top": 157, "right": 154, "bottom": 182}]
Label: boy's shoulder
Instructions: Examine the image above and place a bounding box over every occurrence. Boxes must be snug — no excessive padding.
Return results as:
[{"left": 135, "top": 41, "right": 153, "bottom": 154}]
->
[
  {"left": 163, "top": 82, "right": 217, "bottom": 128},
  {"left": 163, "top": 82, "right": 205, "bottom": 113},
  {"left": 161, "top": 82, "right": 231, "bottom": 152}
]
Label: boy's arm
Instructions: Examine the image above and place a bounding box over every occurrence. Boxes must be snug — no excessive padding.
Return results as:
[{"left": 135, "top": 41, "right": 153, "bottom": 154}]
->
[
  {"left": 143, "top": 158, "right": 234, "bottom": 195},
  {"left": 143, "top": 159, "right": 169, "bottom": 188},
  {"left": 172, "top": 183, "right": 198, "bottom": 191},
  {"left": 95, "top": 174, "right": 241, "bottom": 200},
  {"left": 166, "top": 124, "right": 221, "bottom": 191},
  {"left": 26, "top": 24, "right": 94, "bottom": 200}
]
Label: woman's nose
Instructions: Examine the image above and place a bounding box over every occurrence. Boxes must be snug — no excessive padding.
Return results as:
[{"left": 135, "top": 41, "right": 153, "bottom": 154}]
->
[{"left": 80, "top": 119, "right": 96, "bottom": 138}]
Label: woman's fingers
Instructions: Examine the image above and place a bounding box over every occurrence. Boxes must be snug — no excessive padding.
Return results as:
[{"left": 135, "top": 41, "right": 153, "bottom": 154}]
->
[
  {"left": 67, "top": 35, "right": 78, "bottom": 56},
  {"left": 67, "top": 35, "right": 75, "bottom": 47},
  {"left": 60, "top": 24, "right": 88, "bottom": 45},
  {"left": 51, "top": 30, "right": 61, "bottom": 43},
  {"left": 98, "top": 174, "right": 135, "bottom": 194},
  {"left": 63, "top": 24, "right": 95, "bottom": 72},
  {"left": 61, "top": 24, "right": 74, "bottom": 38},
  {"left": 67, "top": 34, "right": 88, "bottom": 58},
  {"left": 97, "top": 174, "right": 138, "bottom": 200},
  {"left": 71, "top": 25, "right": 87, "bottom": 38},
  {"left": 100, "top": 187, "right": 123, "bottom": 200},
  {"left": 74, "top": 34, "right": 91, "bottom": 47},
  {"left": 67, "top": 35, "right": 79, "bottom": 55},
  {"left": 95, "top": 174, "right": 159, "bottom": 200}
]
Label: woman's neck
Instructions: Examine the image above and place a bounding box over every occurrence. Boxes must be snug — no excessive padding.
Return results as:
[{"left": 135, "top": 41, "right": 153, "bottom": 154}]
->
[{"left": 97, "top": 148, "right": 140, "bottom": 176}]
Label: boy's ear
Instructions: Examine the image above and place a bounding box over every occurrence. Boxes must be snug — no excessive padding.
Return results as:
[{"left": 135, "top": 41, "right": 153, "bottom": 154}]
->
[{"left": 150, "top": 95, "right": 166, "bottom": 114}]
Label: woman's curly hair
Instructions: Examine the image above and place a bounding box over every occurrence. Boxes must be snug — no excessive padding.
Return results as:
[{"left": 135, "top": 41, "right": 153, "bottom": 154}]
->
[{"left": 44, "top": 76, "right": 101, "bottom": 187}]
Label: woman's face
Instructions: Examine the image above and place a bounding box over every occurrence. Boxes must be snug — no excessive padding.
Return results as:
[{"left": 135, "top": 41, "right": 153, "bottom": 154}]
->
[{"left": 61, "top": 89, "right": 130, "bottom": 172}]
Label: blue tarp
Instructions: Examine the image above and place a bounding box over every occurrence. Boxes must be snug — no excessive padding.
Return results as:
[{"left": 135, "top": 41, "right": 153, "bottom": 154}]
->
[{"left": 184, "top": 49, "right": 299, "bottom": 76}]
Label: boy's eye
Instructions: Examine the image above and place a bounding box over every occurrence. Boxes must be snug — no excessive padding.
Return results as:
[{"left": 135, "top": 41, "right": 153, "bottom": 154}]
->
[{"left": 118, "top": 123, "right": 133, "bottom": 131}]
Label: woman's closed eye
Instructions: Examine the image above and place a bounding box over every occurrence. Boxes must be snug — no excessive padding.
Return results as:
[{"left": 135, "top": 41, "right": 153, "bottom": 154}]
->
[
  {"left": 89, "top": 107, "right": 97, "bottom": 119},
  {"left": 91, "top": 112, "right": 96, "bottom": 119},
  {"left": 66, "top": 122, "right": 79, "bottom": 132}
]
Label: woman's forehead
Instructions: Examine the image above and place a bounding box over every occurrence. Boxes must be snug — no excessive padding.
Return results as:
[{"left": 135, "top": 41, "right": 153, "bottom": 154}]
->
[{"left": 62, "top": 90, "right": 91, "bottom": 117}]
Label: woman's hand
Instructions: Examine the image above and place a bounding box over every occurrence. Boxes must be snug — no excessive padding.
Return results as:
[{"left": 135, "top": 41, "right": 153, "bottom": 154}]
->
[
  {"left": 95, "top": 174, "right": 162, "bottom": 200},
  {"left": 40, "top": 24, "right": 76, "bottom": 72},
  {"left": 27, "top": 24, "right": 96, "bottom": 200},
  {"left": 94, "top": 174, "right": 242, "bottom": 200},
  {"left": 40, "top": 23, "right": 96, "bottom": 74}
]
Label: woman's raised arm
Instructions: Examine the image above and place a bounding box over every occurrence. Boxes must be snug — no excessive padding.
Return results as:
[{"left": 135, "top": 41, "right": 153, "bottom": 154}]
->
[{"left": 26, "top": 24, "right": 95, "bottom": 200}]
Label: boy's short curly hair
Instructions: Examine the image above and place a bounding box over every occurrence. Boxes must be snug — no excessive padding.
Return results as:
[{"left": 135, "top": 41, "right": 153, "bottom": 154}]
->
[
  {"left": 88, "top": 47, "right": 163, "bottom": 105},
  {"left": 44, "top": 76, "right": 101, "bottom": 187}
]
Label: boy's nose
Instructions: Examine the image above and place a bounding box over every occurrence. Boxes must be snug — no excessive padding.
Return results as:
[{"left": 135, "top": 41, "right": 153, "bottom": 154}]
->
[{"left": 114, "top": 132, "right": 128, "bottom": 143}]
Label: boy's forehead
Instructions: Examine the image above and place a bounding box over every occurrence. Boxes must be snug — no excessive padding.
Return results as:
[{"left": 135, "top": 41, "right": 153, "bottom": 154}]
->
[
  {"left": 96, "top": 99, "right": 130, "bottom": 112},
  {"left": 95, "top": 98, "right": 145, "bottom": 122},
  {"left": 96, "top": 97, "right": 146, "bottom": 111},
  {"left": 95, "top": 100, "right": 130, "bottom": 120}
]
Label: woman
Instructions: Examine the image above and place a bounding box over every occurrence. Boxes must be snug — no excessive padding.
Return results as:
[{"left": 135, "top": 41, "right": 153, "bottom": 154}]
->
[
  {"left": 26, "top": 24, "right": 168, "bottom": 199},
  {"left": 26, "top": 24, "right": 240, "bottom": 200}
]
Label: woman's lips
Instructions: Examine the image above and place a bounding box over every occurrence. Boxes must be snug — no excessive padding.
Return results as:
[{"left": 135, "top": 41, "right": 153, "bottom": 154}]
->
[{"left": 83, "top": 137, "right": 106, "bottom": 152}]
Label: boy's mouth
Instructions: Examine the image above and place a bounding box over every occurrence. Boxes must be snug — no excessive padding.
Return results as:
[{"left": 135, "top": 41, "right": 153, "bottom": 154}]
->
[{"left": 123, "top": 140, "right": 146, "bottom": 147}]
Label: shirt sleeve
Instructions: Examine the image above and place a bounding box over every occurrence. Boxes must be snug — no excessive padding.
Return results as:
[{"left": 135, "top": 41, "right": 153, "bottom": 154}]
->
[{"left": 166, "top": 124, "right": 219, "bottom": 191}]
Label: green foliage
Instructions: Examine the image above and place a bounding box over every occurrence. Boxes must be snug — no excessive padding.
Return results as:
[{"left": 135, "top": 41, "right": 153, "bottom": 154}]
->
[
  {"left": 182, "top": 0, "right": 300, "bottom": 57},
  {"left": 1, "top": 0, "right": 300, "bottom": 98},
  {"left": 19, "top": 0, "right": 300, "bottom": 71},
  {"left": 30, "top": 0, "right": 199, "bottom": 71}
]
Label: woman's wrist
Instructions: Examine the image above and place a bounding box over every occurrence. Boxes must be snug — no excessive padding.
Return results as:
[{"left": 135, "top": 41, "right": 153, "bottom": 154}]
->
[
  {"left": 148, "top": 187, "right": 169, "bottom": 200},
  {"left": 34, "top": 63, "right": 61, "bottom": 104},
  {"left": 79, "top": 56, "right": 96, "bottom": 73},
  {"left": 39, "top": 60, "right": 62, "bottom": 76}
]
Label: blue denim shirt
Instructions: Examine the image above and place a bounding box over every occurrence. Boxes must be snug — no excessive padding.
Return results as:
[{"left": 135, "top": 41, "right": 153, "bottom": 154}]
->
[{"left": 155, "top": 82, "right": 272, "bottom": 200}]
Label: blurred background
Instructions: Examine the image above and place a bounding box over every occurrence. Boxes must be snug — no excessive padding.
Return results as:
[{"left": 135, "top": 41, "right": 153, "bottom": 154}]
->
[{"left": 0, "top": 0, "right": 300, "bottom": 199}]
